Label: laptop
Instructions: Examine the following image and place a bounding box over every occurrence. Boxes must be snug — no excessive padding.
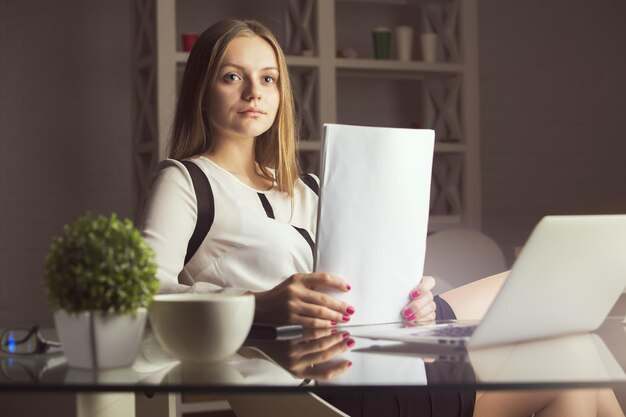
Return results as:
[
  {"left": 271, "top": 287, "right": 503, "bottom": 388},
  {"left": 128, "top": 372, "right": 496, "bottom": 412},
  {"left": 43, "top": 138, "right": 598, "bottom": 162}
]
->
[{"left": 355, "top": 215, "right": 626, "bottom": 348}]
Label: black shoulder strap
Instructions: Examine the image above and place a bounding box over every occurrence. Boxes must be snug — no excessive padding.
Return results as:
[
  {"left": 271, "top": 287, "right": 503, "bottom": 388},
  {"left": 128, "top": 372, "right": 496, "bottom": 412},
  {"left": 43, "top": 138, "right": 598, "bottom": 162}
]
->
[
  {"left": 181, "top": 161, "right": 214, "bottom": 265},
  {"left": 301, "top": 173, "right": 319, "bottom": 196}
]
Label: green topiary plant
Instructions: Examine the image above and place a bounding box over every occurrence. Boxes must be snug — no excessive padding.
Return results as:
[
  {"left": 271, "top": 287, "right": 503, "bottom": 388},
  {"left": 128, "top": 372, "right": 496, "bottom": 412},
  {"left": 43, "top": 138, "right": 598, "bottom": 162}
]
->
[{"left": 43, "top": 213, "right": 159, "bottom": 315}]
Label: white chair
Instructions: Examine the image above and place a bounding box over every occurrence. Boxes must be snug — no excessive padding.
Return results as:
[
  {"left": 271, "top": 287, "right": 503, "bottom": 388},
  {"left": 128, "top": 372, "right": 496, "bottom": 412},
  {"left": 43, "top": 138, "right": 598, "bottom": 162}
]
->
[{"left": 424, "top": 229, "right": 507, "bottom": 295}]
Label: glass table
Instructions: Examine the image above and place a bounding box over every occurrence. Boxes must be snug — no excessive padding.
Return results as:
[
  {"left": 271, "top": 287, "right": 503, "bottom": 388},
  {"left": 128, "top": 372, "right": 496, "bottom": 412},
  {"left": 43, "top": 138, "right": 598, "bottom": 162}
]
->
[{"left": 2, "top": 317, "right": 626, "bottom": 417}]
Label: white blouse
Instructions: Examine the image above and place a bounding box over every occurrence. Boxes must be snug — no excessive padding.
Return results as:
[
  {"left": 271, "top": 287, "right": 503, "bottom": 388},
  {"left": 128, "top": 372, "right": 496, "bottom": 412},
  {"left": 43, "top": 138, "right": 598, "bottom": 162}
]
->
[{"left": 140, "top": 156, "right": 319, "bottom": 295}]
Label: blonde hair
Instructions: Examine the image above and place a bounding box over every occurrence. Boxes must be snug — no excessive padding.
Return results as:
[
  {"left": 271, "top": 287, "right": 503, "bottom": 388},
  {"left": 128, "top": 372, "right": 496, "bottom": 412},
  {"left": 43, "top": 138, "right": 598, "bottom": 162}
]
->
[{"left": 168, "top": 19, "right": 299, "bottom": 197}]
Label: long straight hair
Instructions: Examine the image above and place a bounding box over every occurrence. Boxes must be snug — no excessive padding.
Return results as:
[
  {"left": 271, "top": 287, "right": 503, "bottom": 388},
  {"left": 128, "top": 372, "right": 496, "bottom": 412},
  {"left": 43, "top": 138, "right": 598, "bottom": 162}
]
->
[{"left": 168, "top": 20, "right": 299, "bottom": 197}]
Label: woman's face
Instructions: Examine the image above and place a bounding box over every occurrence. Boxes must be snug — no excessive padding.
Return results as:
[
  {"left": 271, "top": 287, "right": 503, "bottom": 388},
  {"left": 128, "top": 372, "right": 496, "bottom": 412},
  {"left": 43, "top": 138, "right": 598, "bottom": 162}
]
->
[{"left": 208, "top": 35, "right": 280, "bottom": 143}]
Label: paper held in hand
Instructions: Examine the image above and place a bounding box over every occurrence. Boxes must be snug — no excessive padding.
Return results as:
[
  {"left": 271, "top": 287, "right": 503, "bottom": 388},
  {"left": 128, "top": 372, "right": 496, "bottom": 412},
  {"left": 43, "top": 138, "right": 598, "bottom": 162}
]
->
[{"left": 314, "top": 124, "right": 435, "bottom": 326}]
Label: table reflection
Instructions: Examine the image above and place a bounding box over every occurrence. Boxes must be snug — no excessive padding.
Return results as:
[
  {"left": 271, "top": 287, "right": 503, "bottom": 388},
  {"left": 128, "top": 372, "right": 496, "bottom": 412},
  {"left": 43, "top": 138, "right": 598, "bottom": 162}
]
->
[
  {"left": 1, "top": 320, "right": 625, "bottom": 390},
  {"left": 1, "top": 353, "right": 66, "bottom": 384},
  {"left": 244, "top": 328, "right": 353, "bottom": 381},
  {"left": 468, "top": 332, "right": 626, "bottom": 385}
]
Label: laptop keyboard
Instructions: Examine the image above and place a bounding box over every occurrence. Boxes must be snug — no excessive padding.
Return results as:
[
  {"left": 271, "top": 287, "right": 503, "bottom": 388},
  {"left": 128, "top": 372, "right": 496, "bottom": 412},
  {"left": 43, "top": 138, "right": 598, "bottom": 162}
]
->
[{"left": 413, "top": 325, "right": 477, "bottom": 338}]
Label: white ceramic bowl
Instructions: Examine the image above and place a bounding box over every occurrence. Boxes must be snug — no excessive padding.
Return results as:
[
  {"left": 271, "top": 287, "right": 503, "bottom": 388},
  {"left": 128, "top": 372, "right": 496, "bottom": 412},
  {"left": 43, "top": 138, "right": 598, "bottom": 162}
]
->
[{"left": 148, "top": 293, "right": 255, "bottom": 363}]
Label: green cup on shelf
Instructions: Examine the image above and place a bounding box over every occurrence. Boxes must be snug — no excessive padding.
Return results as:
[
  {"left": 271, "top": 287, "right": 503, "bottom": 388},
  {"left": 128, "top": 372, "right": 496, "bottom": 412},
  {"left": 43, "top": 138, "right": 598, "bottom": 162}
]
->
[{"left": 372, "top": 27, "right": 391, "bottom": 59}]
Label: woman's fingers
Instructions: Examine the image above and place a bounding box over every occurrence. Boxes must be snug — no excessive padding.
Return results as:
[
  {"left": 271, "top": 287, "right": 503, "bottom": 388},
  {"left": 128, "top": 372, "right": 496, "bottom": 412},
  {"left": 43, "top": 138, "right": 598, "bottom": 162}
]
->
[
  {"left": 291, "top": 328, "right": 335, "bottom": 345},
  {"left": 300, "top": 273, "right": 351, "bottom": 292},
  {"left": 290, "top": 331, "right": 349, "bottom": 357},
  {"left": 299, "top": 359, "right": 352, "bottom": 380},
  {"left": 402, "top": 281, "right": 437, "bottom": 322},
  {"left": 301, "top": 334, "right": 354, "bottom": 366},
  {"left": 253, "top": 272, "right": 353, "bottom": 325},
  {"left": 291, "top": 314, "right": 339, "bottom": 328},
  {"left": 422, "top": 275, "right": 436, "bottom": 291},
  {"left": 413, "top": 290, "right": 435, "bottom": 311},
  {"left": 408, "top": 275, "right": 436, "bottom": 299},
  {"left": 293, "top": 273, "right": 355, "bottom": 323},
  {"left": 292, "top": 301, "right": 351, "bottom": 325},
  {"left": 401, "top": 275, "right": 438, "bottom": 322},
  {"left": 402, "top": 297, "right": 436, "bottom": 322},
  {"left": 289, "top": 333, "right": 355, "bottom": 378},
  {"left": 423, "top": 311, "right": 437, "bottom": 322},
  {"left": 298, "top": 290, "right": 354, "bottom": 321}
]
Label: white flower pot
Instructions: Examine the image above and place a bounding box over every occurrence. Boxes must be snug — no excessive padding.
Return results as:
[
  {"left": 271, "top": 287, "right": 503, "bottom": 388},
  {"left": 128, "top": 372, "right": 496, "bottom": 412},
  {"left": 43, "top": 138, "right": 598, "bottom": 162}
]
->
[{"left": 53, "top": 308, "right": 147, "bottom": 369}]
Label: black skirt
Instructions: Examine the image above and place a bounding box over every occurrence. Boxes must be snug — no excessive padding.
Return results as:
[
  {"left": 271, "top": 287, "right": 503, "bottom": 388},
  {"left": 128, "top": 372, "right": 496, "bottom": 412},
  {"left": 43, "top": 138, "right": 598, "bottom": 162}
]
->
[{"left": 319, "top": 295, "right": 476, "bottom": 417}]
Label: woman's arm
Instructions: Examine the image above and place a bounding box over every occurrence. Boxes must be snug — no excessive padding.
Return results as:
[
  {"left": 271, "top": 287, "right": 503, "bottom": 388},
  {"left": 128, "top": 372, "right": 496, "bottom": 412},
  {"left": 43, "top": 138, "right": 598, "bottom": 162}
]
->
[
  {"left": 141, "top": 159, "right": 260, "bottom": 295},
  {"left": 140, "top": 159, "right": 200, "bottom": 292}
]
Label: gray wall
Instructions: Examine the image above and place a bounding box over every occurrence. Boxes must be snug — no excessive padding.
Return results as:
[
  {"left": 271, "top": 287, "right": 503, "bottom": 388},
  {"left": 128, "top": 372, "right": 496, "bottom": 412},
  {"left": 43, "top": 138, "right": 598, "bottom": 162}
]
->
[
  {"left": 0, "top": 0, "right": 133, "bottom": 327},
  {"left": 479, "top": 0, "right": 626, "bottom": 265}
]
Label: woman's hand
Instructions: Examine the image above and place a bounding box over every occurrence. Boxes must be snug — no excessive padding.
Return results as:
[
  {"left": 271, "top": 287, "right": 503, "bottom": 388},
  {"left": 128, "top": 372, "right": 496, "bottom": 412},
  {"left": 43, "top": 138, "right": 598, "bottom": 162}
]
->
[
  {"left": 253, "top": 273, "right": 355, "bottom": 327},
  {"left": 401, "top": 275, "right": 437, "bottom": 323},
  {"left": 283, "top": 329, "right": 354, "bottom": 380},
  {"left": 247, "top": 328, "right": 354, "bottom": 380}
]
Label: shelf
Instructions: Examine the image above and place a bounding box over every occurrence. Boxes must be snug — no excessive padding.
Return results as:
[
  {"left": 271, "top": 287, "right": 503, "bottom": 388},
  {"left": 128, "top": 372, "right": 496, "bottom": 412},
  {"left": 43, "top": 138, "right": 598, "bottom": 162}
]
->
[
  {"left": 335, "top": 58, "right": 464, "bottom": 74},
  {"left": 336, "top": 0, "right": 458, "bottom": 8},
  {"left": 175, "top": 52, "right": 320, "bottom": 68},
  {"left": 285, "top": 56, "right": 321, "bottom": 67},
  {"left": 175, "top": 52, "right": 188, "bottom": 63},
  {"left": 297, "top": 140, "right": 321, "bottom": 151},
  {"left": 176, "top": 53, "right": 461, "bottom": 75}
]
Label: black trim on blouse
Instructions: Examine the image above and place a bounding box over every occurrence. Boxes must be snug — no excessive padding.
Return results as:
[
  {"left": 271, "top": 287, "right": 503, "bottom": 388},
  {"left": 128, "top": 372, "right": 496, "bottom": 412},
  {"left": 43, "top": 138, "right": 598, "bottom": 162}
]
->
[
  {"left": 257, "top": 193, "right": 315, "bottom": 257},
  {"left": 301, "top": 173, "right": 319, "bottom": 196},
  {"left": 292, "top": 225, "right": 315, "bottom": 256},
  {"left": 181, "top": 160, "right": 215, "bottom": 265},
  {"left": 257, "top": 193, "right": 275, "bottom": 219}
]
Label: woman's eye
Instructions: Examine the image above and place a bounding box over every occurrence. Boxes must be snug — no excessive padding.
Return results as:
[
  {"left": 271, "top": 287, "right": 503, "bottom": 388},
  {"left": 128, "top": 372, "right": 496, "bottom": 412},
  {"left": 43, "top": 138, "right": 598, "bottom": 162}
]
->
[
  {"left": 224, "top": 73, "right": 241, "bottom": 82},
  {"left": 263, "top": 75, "right": 276, "bottom": 84}
]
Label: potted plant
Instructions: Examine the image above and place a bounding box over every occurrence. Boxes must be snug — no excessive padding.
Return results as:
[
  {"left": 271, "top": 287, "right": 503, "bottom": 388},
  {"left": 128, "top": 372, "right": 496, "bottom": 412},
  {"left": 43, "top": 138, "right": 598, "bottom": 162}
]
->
[{"left": 43, "top": 213, "right": 159, "bottom": 369}]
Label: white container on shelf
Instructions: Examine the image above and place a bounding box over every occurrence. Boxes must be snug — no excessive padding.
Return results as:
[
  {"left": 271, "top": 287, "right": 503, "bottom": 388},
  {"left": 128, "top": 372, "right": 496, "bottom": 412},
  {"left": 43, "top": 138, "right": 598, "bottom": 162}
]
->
[
  {"left": 420, "top": 32, "right": 438, "bottom": 63},
  {"left": 396, "top": 26, "right": 414, "bottom": 61}
]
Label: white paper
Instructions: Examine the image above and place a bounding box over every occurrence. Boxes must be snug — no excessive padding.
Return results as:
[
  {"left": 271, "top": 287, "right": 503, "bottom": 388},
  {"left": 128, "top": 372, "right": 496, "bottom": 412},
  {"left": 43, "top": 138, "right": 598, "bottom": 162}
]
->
[{"left": 315, "top": 124, "right": 435, "bottom": 325}]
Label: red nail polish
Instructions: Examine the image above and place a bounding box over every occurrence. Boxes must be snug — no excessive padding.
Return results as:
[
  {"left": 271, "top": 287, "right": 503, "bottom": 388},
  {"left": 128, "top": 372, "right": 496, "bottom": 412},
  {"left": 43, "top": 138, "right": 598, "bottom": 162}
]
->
[
  {"left": 346, "top": 306, "right": 355, "bottom": 315},
  {"left": 331, "top": 329, "right": 338, "bottom": 334},
  {"left": 342, "top": 332, "right": 350, "bottom": 339},
  {"left": 403, "top": 308, "right": 413, "bottom": 317},
  {"left": 407, "top": 313, "right": 416, "bottom": 322},
  {"left": 342, "top": 315, "right": 350, "bottom": 322},
  {"left": 347, "top": 361, "right": 353, "bottom": 367},
  {"left": 346, "top": 283, "right": 351, "bottom": 291},
  {"left": 346, "top": 338, "right": 355, "bottom": 348},
  {"left": 331, "top": 321, "right": 337, "bottom": 326},
  {"left": 411, "top": 290, "right": 421, "bottom": 299}
]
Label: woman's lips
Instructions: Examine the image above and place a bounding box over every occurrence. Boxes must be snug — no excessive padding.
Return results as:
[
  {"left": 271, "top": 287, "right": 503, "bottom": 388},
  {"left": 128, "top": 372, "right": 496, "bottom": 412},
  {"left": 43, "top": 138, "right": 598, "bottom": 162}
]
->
[{"left": 238, "top": 107, "right": 266, "bottom": 116}]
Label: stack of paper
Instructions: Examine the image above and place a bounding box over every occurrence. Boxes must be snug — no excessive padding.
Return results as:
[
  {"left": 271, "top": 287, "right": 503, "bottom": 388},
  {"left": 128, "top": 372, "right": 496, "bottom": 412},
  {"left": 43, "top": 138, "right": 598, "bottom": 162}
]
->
[{"left": 315, "top": 124, "right": 435, "bottom": 325}]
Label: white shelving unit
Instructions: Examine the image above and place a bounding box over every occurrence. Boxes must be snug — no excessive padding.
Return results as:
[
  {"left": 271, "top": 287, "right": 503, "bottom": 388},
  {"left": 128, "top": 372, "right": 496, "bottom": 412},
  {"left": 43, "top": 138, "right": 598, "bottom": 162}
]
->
[
  {"left": 127, "top": 0, "right": 481, "bottom": 413},
  {"left": 151, "top": 0, "right": 480, "bottom": 233}
]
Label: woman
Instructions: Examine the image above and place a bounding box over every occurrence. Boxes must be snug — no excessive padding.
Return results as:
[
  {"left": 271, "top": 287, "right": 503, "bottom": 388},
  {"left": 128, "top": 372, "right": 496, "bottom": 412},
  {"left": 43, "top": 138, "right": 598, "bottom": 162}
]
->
[{"left": 140, "top": 19, "right": 624, "bottom": 417}]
